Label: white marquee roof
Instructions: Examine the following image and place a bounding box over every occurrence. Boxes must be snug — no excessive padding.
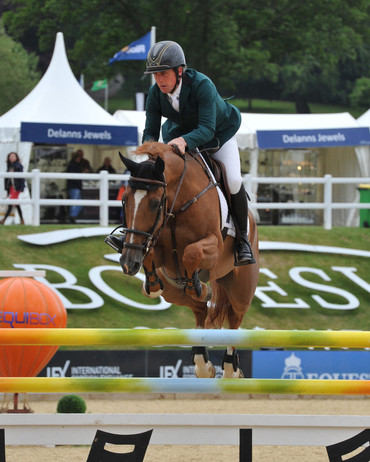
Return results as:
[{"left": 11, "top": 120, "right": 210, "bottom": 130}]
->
[{"left": 0, "top": 32, "right": 136, "bottom": 146}]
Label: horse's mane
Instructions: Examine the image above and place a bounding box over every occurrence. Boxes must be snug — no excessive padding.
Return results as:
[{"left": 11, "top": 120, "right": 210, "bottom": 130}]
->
[{"left": 135, "top": 142, "right": 167, "bottom": 161}]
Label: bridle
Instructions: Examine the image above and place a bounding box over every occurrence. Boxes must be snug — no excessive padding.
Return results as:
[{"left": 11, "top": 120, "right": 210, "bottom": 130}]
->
[
  {"left": 118, "top": 151, "right": 187, "bottom": 258},
  {"left": 118, "top": 149, "right": 217, "bottom": 260},
  {"left": 121, "top": 176, "right": 168, "bottom": 256}
]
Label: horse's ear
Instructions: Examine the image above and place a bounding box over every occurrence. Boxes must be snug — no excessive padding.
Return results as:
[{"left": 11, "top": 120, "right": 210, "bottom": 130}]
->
[
  {"left": 154, "top": 155, "right": 165, "bottom": 177},
  {"left": 119, "top": 151, "right": 138, "bottom": 175}
]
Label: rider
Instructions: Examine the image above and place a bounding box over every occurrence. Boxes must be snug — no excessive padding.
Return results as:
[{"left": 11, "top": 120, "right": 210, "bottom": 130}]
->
[{"left": 106, "top": 40, "right": 255, "bottom": 265}]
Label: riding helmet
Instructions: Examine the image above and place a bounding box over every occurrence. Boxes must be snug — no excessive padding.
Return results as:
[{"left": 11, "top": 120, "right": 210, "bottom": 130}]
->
[{"left": 144, "top": 41, "right": 186, "bottom": 74}]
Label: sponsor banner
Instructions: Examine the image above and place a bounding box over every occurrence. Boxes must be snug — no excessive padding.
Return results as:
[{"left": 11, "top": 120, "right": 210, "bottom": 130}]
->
[
  {"left": 252, "top": 350, "right": 370, "bottom": 380},
  {"left": 20, "top": 122, "right": 138, "bottom": 146},
  {"left": 256, "top": 127, "right": 370, "bottom": 149},
  {"left": 0, "top": 311, "right": 57, "bottom": 328},
  {"left": 38, "top": 349, "right": 252, "bottom": 379}
]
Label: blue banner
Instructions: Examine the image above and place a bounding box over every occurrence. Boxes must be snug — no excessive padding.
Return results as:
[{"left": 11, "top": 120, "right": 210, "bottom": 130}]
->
[
  {"left": 21, "top": 122, "right": 138, "bottom": 146},
  {"left": 252, "top": 350, "right": 370, "bottom": 380},
  {"left": 109, "top": 31, "right": 151, "bottom": 64},
  {"left": 257, "top": 127, "right": 370, "bottom": 149}
]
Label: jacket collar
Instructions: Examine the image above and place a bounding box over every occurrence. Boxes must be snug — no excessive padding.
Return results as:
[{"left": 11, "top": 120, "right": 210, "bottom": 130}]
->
[{"left": 178, "top": 71, "right": 192, "bottom": 112}]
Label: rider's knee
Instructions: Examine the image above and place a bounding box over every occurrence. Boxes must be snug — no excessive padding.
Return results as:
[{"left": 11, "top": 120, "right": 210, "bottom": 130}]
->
[{"left": 228, "top": 177, "right": 243, "bottom": 195}]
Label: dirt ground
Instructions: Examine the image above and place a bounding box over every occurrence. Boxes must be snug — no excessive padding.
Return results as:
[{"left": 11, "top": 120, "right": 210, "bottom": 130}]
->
[{"left": 3, "top": 394, "right": 370, "bottom": 462}]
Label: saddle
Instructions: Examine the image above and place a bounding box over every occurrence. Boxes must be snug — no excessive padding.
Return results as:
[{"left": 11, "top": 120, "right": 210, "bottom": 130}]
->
[
  {"left": 187, "top": 148, "right": 236, "bottom": 257},
  {"left": 193, "top": 149, "right": 232, "bottom": 209}
]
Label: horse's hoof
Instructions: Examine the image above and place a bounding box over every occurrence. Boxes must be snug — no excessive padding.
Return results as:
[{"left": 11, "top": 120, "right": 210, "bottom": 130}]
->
[
  {"left": 222, "top": 364, "right": 244, "bottom": 378},
  {"left": 222, "top": 349, "right": 243, "bottom": 378},
  {"left": 141, "top": 282, "right": 163, "bottom": 298},
  {"left": 186, "top": 282, "right": 212, "bottom": 302},
  {"left": 203, "top": 284, "right": 213, "bottom": 302},
  {"left": 195, "top": 360, "right": 216, "bottom": 378},
  {"left": 192, "top": 350, "right": 216, "bottom": 378}
]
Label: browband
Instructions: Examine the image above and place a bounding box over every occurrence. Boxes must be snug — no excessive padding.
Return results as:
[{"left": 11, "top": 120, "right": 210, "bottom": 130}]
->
[{"left": 129, "top": 176, "right": 166, "bottom": 187}]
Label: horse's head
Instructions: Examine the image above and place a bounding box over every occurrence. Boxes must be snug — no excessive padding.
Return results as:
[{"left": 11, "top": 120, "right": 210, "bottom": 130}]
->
[{"left": 118, "top": 151, "right": 166, "bottom": 276}]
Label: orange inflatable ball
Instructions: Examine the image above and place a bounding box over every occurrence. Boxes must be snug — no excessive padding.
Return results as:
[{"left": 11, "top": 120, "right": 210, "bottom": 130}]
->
[{"left": 0, "top": 277, "right": 67, "bottom": 377}]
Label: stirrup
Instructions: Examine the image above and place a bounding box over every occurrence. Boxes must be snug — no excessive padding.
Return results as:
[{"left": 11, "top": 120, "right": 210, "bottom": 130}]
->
[
  {"left": 104, "top": 235, "right": 125, "bottom": 253},
  {"left": 104, "top": 225, "right": 126, "bottom": 253},
  {"left": 235, "top": 251, "right": 256, "bottom": 266}
]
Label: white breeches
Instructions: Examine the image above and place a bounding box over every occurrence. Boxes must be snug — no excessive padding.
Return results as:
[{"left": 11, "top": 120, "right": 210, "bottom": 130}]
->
[{"left": 211, "top": 136, "right": 242, "bottom": 195}]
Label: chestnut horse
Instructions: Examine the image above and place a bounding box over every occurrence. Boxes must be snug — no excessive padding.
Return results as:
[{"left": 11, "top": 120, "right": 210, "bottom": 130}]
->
[{"left": 117, "top": 142, "right": 259, "bottom": 378}]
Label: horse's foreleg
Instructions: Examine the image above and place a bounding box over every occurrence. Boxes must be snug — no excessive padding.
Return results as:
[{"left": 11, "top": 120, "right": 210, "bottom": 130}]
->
[
  {"left": 191, "top": 346, "right": 216, "bottom": 378},
  {"left": 183, "top": 234, "right": 220, "bottom": 302},
  {"left": 222, "top": 347, "right": 244, "bottom": 378},
  {"left": 142, "top": 253, "right": 163, "bottom": 298},
  {"left": 184, "top": 269, "right": 212, "bottom": 302}
]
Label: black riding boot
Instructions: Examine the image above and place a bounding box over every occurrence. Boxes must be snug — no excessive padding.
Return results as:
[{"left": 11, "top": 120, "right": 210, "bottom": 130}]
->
[
  {"left": 104, "top": 215, "right": 127, "bottom": 253},
  {"left": 231, "top": 184, "right": 256, "bottom": 266},
  {"left": 104, "top": 233, "right": 126, "bottom": 253}
]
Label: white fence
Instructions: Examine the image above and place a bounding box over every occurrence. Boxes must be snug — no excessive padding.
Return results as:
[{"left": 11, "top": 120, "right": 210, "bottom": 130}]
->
[
  {"left": 1, "top": 170, "right": 369, "bottom": 229},
  {"left": 1, "top": 412, "right": 369, "bottom": 448}
]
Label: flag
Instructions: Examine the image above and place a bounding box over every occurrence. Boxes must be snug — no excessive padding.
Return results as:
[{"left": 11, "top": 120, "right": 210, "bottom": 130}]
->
[
  {"left": 109, "top": 31, "right": 151, "bottom": 64},
  {"left": 91, "top": 79, "right": 108, "bottom": 91}
]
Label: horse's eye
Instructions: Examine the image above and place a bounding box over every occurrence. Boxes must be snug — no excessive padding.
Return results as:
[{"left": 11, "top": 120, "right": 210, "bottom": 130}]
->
[{"left": 149, "top": 198, "right": 160, "bottom": 212}]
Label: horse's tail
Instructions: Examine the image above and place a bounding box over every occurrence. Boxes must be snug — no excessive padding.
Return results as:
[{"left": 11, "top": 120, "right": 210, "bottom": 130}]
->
[{"left": 205, "top": 281, "right": 231, "bottom": 328}]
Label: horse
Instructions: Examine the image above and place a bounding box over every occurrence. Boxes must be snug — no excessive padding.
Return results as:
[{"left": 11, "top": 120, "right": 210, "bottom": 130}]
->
[{"left": 117, "top": 142, "right": 259, "bottom": 378}]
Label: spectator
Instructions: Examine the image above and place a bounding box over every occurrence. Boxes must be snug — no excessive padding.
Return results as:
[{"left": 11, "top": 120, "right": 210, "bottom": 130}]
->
[
  {"left": 66, "top": 151, "right": 83, "bottom": 224},
  {"left": 96, "top": 157, "right": 116, "bottom": 174},
  {"left": 1, "top": 152, "right": 25, "bottom": 225},
  {"left": 76, "top": 149, "right": 93, "bottom": 173}
]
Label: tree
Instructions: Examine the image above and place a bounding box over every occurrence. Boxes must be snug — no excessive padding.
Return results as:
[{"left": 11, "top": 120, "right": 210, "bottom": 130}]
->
[
  {"left": 350, "top": 77, "right": 370, "bottom": 108},
  {"left": 2, "top": 0, "right": 370, "bottom": 111},
  {"left": 0, "top": 20, "right": 40, "bottom": 114},
  {"left": 233, "top": 0, "right": 370, "bottom": 112}
]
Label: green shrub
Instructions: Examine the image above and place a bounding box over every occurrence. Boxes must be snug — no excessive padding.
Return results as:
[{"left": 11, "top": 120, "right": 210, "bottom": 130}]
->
[{"left": 56, "top": 394, "right": 87, "bottom": 413}]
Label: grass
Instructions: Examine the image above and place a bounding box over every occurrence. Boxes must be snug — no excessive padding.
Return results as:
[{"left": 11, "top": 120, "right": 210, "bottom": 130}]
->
[{"left": 0, "top": 225, "right": 368, "bottom": 338}]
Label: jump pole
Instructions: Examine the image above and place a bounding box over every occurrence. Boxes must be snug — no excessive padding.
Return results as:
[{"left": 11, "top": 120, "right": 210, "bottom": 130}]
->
[
  {"left": 0, "top": 329, "right": 369, "bottom": 349},
  {"left": 0, "top": 377, "right": 369, "bottom": 395}
]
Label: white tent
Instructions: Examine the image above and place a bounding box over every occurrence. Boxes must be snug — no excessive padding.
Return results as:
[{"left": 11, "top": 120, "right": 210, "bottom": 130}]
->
[
  {"left": 113, "top": 109, "right": 370, "bottom": 226},
  {"left": 238, "top": 112, "right": 370, "bottom": 226},
  {"left": 358, "top": 108, "right": 370, "bottom": 126},
  {"left": 357, "top": 109, "right": 370, "bottom": 178},
  {"left": 0, "top": 32, "right": 137, "bottom": 223},
  {"left": 0, "top": 32, "right": 137, "bottom": 153}
]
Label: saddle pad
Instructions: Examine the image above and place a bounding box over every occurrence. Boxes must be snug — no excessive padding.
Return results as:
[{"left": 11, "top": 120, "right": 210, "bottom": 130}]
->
[{"left": 198, "top": 153, "right": 236, "bottom": 238}]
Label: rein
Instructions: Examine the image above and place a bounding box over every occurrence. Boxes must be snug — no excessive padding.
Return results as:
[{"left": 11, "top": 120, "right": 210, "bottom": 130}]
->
[
  {"left": 122, "top": 150, "right": 217, "bottom": 267},
  {"left": 120, "top": 151, "right": 187, "bottom": 257}
]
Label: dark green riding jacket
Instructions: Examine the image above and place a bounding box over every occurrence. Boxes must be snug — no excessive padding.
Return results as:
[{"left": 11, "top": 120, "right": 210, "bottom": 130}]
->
[{"left": 142, "top": 68, "right": 241, "bottom": 151}]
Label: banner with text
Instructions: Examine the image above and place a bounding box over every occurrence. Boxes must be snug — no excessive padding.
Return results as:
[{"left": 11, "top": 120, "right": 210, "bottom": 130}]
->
[
  {"left": 252, "top": 350, "right": 370, "bottom": 380},
  {"left": 39, "top": 350, "right": 252, "bottom": 379},
  {"left": 21, "top": 122, "right": 138, "bottom": 146},
  {"left": 256, "top": 127, "right": 370, "bottom": 149}
]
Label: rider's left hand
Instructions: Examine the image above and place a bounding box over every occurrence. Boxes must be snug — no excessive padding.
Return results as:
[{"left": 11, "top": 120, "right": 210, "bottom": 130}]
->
[{"left": 168, "top": 137, "right": 187, "bottom": 154}]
